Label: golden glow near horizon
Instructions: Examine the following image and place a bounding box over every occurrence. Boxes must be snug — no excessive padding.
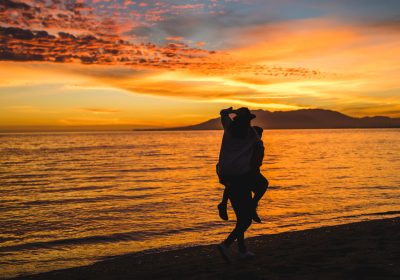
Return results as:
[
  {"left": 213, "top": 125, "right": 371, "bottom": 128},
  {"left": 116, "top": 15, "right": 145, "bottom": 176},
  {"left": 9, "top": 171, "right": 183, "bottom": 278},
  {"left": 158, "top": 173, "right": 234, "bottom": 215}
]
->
[{"left": 1, "top": 0, "right": 400, "bottom": 129}]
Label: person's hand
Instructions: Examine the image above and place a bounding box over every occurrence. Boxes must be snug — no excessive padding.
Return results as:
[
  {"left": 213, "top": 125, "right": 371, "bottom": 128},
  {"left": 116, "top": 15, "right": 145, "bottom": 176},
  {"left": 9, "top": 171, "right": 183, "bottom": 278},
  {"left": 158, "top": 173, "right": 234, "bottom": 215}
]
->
[{"left": 220, "top": 107, "right": 236, "bottom": 116}]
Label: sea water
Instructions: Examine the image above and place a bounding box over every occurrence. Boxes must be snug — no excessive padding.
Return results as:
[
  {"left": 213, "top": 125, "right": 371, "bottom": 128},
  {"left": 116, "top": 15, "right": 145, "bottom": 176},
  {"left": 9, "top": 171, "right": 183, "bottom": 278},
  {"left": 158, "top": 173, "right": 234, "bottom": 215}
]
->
[{"left": 1, "top": 129, "right": 399, "bottom": 278}]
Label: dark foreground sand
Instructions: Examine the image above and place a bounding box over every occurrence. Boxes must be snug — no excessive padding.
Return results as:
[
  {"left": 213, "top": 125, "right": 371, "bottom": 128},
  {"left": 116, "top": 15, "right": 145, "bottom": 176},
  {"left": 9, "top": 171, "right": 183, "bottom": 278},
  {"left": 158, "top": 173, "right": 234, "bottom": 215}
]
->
[{"left": 14, "top": 218, "right": 400, "bottom": 280}]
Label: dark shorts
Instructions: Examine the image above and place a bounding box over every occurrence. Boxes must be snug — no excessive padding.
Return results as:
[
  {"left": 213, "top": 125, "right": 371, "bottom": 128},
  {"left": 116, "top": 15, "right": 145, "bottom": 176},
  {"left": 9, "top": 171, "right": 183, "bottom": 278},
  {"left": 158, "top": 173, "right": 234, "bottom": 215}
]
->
[{"left": 217, "top": 166, "right": 269, "bottom": 195}]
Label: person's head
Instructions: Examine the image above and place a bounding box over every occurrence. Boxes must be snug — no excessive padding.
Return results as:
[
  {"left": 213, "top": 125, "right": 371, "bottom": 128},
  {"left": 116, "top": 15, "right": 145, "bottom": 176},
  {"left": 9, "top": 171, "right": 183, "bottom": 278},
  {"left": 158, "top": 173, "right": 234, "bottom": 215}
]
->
[
  {"left": 253, "top": 126, "right": 263, "bottom": 138},
  {"left": 233, "top": 107, "right": 256, "bottom": 123},
  {"left": 230, "top": 107, "right": 256, "bottom": 138}
]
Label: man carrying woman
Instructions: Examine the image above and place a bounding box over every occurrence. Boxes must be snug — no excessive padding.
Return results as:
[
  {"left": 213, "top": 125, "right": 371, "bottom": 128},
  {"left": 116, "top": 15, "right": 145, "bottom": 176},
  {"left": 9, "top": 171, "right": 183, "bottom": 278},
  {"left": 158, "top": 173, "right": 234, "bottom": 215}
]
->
[{"left": 216, "top": 107, "right": 269, "bottom": 262}]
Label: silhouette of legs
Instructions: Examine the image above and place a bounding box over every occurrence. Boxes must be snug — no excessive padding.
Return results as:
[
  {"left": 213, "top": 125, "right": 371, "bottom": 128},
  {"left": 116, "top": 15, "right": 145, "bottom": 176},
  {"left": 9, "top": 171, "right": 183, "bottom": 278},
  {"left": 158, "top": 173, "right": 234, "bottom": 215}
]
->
[
  {"left": 250, "top": 172, "right": 269, "bottom": 223},
  {"left": 218, "top": 188, "right": 229, "bottom": 220},
  {"left": 221, "top": 187, "right": 229, "bottom": 205},
  {"left": 218, "top": 171, "right": 269, "bottom": 222},
  {"left": 222, "top": 178, "right": 253, "bottom": 253},
  {"left": 252, "top": 172, "right": 268, "bottom": 204}
]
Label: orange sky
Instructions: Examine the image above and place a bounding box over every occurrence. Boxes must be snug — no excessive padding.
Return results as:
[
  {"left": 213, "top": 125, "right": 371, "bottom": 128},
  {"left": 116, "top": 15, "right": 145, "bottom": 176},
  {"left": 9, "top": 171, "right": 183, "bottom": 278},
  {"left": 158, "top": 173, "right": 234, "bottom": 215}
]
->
[{"left": 1, "top": 0, "right": 400, "bottom": 130}]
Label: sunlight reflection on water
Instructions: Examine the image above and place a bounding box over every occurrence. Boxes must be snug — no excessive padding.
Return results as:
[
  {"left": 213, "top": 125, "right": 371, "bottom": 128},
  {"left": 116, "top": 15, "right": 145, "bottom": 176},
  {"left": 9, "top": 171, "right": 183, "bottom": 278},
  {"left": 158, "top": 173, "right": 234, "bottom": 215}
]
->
[{"left": 0, "top": 129, "right": 399, "bottom": 277}]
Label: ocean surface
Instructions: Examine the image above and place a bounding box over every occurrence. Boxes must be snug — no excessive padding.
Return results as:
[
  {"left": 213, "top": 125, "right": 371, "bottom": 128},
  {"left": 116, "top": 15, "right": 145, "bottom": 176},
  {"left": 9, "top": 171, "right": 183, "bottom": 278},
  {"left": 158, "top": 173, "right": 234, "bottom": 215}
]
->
[{"left": 1, "top": 129, "right": 400, "bottom": 278}]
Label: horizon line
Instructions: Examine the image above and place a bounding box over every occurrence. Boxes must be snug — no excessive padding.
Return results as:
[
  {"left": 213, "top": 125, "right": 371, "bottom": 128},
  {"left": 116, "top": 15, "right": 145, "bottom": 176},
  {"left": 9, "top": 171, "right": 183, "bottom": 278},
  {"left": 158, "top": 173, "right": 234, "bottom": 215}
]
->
[{"left": 1, "top": 108, "right": 399, "bottom": 132}]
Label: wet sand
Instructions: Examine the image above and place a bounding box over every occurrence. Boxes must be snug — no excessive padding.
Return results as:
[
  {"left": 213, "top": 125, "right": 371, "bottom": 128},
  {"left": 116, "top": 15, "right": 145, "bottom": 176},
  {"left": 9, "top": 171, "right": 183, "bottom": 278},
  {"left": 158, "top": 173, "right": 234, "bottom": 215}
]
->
[{"left": 14, "top": 217, "right": 400, "bottom": 280}]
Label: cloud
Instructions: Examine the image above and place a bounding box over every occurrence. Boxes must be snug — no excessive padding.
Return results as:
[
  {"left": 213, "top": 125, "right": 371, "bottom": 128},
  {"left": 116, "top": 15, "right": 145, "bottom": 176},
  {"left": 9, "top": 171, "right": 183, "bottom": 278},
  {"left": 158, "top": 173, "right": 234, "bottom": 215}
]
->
[
  {"left": 0, "top": 26, "right": 215, "bottom": 65},
  {"left": 165, "top": 36, "right": 184, "bottom": 41},
  {"left": 78, "top": 107, "right": 121, "bottom": 113},
  {"left": 1, "top": 0, "right": 400, "bottom": 120},
  {"left": 59, "top": 117, "right": 124, "bottom": 125},
  {"left": 0, "top": 1, "right": 332, "bottom": 78}
]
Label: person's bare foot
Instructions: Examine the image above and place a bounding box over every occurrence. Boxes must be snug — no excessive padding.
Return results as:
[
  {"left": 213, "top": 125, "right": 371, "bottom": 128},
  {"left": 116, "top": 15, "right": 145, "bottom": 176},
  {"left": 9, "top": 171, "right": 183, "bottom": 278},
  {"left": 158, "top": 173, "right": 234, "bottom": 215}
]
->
[{"left": 218, "top": 203, "right": 228, "bottom": 221}]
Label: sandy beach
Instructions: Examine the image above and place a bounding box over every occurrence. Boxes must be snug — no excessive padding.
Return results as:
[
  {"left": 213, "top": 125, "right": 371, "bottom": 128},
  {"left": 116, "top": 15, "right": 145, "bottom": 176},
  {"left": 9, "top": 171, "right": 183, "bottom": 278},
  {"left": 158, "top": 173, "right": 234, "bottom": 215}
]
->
[{"left": 12, "top": 217, "right": 399, "bottom": 280}]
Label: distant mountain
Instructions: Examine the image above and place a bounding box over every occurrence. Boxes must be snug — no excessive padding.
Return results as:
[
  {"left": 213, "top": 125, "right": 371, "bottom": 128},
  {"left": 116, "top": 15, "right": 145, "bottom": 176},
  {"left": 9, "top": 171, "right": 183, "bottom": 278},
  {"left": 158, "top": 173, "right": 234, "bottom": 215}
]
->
[{"left": 151, "top": 109, "right": 400, "bottom": 130}]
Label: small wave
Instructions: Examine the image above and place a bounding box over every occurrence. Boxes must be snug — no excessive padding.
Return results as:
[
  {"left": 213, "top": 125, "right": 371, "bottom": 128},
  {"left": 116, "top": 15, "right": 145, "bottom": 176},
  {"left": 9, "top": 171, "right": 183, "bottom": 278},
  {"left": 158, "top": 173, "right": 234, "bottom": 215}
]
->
[
  {"left": 361, "top": 185, "right": 399, "bottom": 190},
  {"left": 0, "top": 199, "right": 18, "bottom": 204},
  {"left": 85, "top": 175, "right": 118, "bottom": 180},
  {"left": 130, "top": 178, "right": 160, "bottom": 183},
  {"left": 1, "top": 160, "right": 32, "bottom": 165},
  {"left": 0, "top": 144, "right": 141, "bottom": 156},
  {"left": 40, "top": 185, "right": 114, "bottom": 194},
  {"left": 2, "top": 180, "right": 50, "bottom": 187},
  {"left": 1, "top": 173, "right": 50, "bottom": 180},
  {"left": 113, "top": 168, "right": 174, "bottom": 173},
  {"left": 192, "top": 155, "right": 210, "bottom": 158},
  {"left": 266, "top": 166, "right": 283, "bottom": 170},
  {"left": 0, "top": 222, "right": 225, "bottom": 253},
  {"left": 95, "top": 167, "right": 186, "bottom": 174},
  {"left": 334, "top": 176, "right": 351, "bottom": 179},
  {"left": 0, "top": 232, "right": 152, "bottom": 252},
  {"left": 268, "top": 185, "right": 304, "bottom": 190},
  {"left": 124, "top": 186, "right": 159, "bottom": 191},
  {"left": 276, "top": 223, "right": 301, "bottom": 229},
  {"left": 140, "top": 153, "right": 173, "bottom": 157},
  {"left": 326, "top": 166, "right": 351, "bottom": 170},
  {"left": 22, "top": 194, "right": 153, "bottom": 206},
  {"left": 0, "top": 237, "right": 15, "bottom": 243},
  {"left": 136, "top": 167, "right": 194, "bottom": 172},
  {"left": 340, "top": 210, "right": 400, "bottom": 219}
]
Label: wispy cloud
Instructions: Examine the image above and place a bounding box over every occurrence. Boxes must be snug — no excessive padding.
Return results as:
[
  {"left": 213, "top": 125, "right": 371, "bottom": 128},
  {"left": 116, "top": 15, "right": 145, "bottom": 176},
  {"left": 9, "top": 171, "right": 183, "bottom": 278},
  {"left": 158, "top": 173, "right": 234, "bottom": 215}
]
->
[
  {"left": 78, "top": 107, "right": 121, "bottom": 113},
  {"left": 1, "top": 0, "right": 400, "bottom": 128}
]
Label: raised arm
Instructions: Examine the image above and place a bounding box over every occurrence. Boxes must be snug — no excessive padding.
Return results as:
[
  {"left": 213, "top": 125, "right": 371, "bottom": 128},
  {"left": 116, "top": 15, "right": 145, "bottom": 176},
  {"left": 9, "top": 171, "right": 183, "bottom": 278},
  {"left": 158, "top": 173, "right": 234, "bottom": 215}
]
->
[{"left": 220, "top": 107, "right": 235, "bottom": 130}]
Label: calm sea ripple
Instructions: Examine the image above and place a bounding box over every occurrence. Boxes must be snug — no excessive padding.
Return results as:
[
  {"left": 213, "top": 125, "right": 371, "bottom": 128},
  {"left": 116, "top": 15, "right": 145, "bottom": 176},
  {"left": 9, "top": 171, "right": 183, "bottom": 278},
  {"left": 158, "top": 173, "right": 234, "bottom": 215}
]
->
[{"left": 0, "top": 129, "right": 399, "bottom": 278}]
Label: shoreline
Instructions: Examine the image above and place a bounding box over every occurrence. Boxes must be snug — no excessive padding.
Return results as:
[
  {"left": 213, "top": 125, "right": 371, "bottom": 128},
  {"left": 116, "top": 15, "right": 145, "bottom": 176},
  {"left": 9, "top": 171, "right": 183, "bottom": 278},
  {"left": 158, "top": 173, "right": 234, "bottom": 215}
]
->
[{"left": 12, "top": 217, "right": 400, "bottom": 280}]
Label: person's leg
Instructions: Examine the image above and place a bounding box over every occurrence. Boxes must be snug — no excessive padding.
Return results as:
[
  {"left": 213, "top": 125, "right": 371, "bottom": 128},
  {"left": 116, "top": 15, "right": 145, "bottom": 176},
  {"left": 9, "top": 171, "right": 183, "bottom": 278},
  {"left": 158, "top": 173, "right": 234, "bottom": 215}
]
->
[
  {"left": 221, "top": 187, "right": 229, "bottom": 204},
  {"left": 222, "top": 185, "right": 240, "bottom": 246},
  {"left": 223, "top": 218, "right": 252, "bottom": 253},
  {"left": 218, "top": 187, "right": 229, "bottom": 221},
  {"left": 223, "top": 180, "right": 253, "bottom": 253},
  {"left": 249, "top": 171, "right": 269, "bottom": 223},
  {"left": 235, "top": 216, "right": 252, "bottom": 253},
  {"left": 252, "top": 172, "right": 269, "bottom": 205}
]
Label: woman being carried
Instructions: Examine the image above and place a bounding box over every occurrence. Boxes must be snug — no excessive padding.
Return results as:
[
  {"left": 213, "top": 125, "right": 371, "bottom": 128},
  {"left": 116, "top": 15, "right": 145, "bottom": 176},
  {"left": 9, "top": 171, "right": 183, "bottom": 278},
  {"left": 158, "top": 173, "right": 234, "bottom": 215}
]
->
[{"left": 217, "top": 125, "right": 268, "bottom": 223}]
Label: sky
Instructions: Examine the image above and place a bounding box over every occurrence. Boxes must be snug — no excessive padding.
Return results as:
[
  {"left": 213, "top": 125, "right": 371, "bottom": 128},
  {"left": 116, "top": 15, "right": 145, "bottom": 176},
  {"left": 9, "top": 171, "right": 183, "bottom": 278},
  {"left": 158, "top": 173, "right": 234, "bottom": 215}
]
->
[{"left": 1, "top": 0, "right": 400, "bottom": 130}]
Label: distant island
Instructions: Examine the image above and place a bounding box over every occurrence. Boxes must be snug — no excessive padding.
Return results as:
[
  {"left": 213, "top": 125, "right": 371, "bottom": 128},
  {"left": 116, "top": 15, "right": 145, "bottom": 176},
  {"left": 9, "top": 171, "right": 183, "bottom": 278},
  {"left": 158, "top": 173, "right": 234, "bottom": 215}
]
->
[{"left": 137, "top": 109, "right": 400, "bottom": 131}]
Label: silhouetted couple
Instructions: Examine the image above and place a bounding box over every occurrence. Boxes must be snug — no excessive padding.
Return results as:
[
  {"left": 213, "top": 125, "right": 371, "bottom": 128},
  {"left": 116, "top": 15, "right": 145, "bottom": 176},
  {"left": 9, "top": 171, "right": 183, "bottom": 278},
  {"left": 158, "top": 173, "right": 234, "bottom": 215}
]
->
[{"left": 216, "top": 107, "right": 269, "bottom": 262}]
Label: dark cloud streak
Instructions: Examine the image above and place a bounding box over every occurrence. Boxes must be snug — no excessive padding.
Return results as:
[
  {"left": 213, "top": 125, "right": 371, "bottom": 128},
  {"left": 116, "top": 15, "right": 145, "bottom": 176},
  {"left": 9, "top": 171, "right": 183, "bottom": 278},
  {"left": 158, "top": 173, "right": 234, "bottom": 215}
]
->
[
  {"left": 0, "top": 26, "right": 215, "bottom": 65},
  {"left": 0, "top": 0, "right": 331, "bottom": 78}
]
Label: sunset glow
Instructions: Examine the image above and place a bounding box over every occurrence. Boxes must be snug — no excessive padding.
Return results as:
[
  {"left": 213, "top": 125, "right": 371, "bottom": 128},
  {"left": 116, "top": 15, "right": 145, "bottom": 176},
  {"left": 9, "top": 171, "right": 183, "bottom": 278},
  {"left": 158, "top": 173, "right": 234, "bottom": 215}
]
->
[{"left": 1, "top": 0, "right": 400, "bottom": 130}]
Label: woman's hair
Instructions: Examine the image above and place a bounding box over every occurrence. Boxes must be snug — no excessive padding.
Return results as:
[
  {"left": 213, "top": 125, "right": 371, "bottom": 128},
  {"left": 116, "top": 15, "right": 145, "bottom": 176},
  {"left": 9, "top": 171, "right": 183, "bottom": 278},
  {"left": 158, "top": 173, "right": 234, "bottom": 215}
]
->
[{"left": 229, "top": 118, "right": 250, "bottom": 139}]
